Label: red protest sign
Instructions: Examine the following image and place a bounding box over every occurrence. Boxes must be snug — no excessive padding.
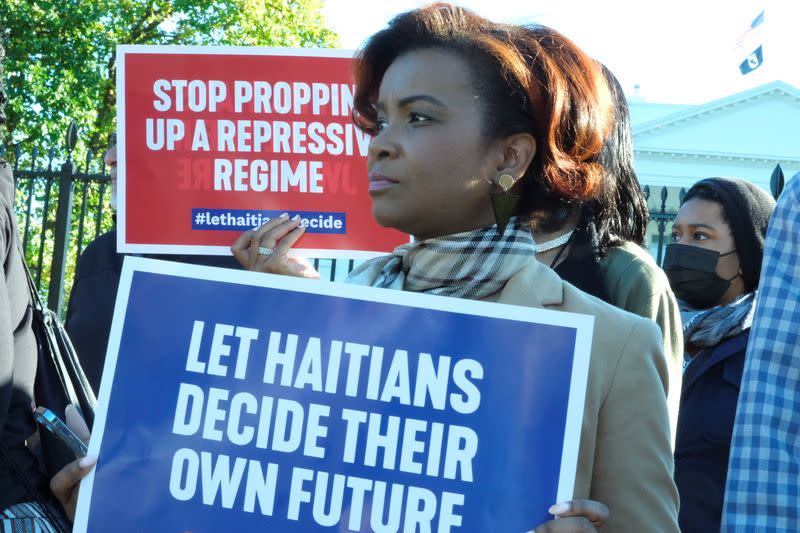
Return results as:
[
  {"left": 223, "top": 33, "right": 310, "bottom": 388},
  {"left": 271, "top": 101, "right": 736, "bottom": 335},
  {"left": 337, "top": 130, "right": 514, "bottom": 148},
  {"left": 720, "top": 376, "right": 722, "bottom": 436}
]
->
[{"left": 117, "top": 46, "right": 408, "bottom": 257}]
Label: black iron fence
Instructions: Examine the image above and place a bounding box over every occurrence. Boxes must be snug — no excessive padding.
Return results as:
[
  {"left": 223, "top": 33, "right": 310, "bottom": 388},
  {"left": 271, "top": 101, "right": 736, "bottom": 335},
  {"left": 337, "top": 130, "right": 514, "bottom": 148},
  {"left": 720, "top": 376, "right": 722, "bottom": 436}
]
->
[
  {"left": 3, "top": 124, "right": 115, "bottom": 316},
  {"left": 5, "top": 125, "right": 786, "bottom": 316}
]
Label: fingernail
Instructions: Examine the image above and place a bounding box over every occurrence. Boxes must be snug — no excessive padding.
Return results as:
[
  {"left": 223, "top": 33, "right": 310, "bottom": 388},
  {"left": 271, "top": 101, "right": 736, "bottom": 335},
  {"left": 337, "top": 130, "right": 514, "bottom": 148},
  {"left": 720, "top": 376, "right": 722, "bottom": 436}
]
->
[
  {"left": 279, "top": 212, "right": 289, "bottom": 218},
  {"left": 79, "top": 455, "right": 98, "bottom": 469},
  {"left": 291, "top": 214, "right": 301, "bottom": 221},
  {"left": 549, "top": 502, "right": 570, "bottom": 515}
]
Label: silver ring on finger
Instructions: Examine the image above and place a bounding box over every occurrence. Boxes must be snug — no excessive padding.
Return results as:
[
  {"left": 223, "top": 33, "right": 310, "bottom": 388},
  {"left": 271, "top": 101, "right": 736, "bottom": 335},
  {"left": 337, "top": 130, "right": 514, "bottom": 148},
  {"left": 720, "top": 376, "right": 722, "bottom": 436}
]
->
[{"left": 258, "top": 246, "right": 274, "bottom": 256}]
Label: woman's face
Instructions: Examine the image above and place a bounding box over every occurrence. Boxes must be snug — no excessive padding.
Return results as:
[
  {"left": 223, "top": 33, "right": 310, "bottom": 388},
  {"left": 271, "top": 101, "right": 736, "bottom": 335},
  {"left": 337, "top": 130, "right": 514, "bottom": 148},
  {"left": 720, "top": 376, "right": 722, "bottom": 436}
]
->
[
  {"left": 367, "top": 48, "right": 503, "bottom": 240},
  {"left": 671, "top": 197, "right": 744, "bottom": 305}
]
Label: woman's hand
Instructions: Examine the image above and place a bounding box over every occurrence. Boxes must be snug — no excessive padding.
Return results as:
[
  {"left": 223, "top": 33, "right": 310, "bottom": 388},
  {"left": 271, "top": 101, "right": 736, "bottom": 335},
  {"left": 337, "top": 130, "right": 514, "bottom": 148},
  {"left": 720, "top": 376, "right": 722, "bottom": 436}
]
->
[
  {"left": 231, "top": 213, "right": 320, "bottom": 279},
  {"left": 530, "top": 500, "right": 609, "bottom": 533},
  {"left": 49, "top": 405, "right": 96, "bottom": 522}
]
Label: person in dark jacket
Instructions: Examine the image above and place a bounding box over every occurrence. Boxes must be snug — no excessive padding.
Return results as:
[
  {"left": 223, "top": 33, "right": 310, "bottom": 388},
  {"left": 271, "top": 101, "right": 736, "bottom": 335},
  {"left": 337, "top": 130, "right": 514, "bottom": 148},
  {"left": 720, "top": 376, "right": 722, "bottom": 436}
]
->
[
  {"left": 65, "top": 143, "right": 241, "bottom": 394},
  {"left": 663, "top": 177, "right": 775, "bottom": 533}
]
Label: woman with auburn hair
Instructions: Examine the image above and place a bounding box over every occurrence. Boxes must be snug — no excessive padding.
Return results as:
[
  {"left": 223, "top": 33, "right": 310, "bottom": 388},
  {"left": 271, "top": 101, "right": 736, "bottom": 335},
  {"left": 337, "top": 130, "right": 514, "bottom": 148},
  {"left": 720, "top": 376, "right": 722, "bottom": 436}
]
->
[{"left": 228, "top": 4, "right": 679, "bottom": 532}]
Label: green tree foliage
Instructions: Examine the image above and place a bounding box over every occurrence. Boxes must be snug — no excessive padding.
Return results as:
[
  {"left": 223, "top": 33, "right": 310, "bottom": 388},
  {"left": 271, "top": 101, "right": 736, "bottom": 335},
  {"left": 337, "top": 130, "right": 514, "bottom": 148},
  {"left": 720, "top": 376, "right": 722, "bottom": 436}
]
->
[
  {"left": 0, "top": 0, "right": 338, "bottom": 153},
  {"left": 0, "top": 0, "right": 337, "bottom": 313}
]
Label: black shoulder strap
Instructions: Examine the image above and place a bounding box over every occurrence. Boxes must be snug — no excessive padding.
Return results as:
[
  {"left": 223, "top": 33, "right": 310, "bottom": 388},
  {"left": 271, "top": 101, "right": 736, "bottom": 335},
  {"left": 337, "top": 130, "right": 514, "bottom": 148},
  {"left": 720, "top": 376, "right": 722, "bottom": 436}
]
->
[{"left": 23, "top": 262, "right": 96, "bottom": 426}]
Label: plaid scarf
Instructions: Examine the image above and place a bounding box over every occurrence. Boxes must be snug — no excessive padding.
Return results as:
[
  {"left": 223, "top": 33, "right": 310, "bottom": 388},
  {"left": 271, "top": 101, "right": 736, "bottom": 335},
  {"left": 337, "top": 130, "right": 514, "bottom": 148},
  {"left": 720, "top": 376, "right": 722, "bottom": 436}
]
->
[
  {"left": 681, "top": 291, "right": 757, "bottom": 350},
  {"left": 346, "top": 218, "right": 536, "bottom": 300}
]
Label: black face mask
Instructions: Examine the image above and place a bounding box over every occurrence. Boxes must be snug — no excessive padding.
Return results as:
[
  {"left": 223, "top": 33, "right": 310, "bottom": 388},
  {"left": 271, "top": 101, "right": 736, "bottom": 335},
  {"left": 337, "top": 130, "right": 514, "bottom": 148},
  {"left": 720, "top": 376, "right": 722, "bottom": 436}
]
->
[{"left": 663, "top": 244, "right": 739, "bottom": 309}]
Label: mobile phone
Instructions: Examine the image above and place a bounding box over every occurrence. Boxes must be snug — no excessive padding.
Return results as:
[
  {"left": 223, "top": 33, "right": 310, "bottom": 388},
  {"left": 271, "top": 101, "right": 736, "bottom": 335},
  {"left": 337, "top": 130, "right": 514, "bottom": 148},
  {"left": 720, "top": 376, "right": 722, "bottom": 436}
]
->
[{"left": 34, "top": 406, "right": 88, "bottom": 458}]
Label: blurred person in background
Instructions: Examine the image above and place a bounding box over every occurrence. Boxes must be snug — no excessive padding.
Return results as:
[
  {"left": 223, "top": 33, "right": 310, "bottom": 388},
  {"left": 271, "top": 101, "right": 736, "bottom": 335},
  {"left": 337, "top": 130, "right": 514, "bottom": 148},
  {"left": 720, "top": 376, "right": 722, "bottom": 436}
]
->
[{"left": 531, "top": 66, "right": 682, "bottom": 442}]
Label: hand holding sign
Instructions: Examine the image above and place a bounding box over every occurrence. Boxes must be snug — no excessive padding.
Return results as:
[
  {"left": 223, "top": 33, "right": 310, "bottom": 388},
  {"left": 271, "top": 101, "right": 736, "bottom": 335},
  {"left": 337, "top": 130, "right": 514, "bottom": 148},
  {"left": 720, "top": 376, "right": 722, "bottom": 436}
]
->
[
  {"left": 531, "top": 500, "right": 609, "bottom": 532},
  {"left": 230, "top": 213, "right": 319, "bottom": 278}
]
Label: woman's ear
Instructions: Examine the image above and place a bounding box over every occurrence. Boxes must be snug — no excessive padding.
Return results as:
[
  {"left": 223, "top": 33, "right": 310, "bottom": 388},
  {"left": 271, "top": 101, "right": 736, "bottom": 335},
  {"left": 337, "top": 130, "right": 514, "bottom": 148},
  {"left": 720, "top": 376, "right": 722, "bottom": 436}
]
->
[{"left": 497, "top": 133, "right": 536, "bottom": 180}]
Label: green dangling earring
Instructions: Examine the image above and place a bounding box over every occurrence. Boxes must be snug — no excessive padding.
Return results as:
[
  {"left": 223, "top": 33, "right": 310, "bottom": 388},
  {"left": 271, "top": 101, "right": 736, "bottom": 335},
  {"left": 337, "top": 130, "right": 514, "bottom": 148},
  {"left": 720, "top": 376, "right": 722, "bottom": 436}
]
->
[{"left": 490, "top": 173, "right": 520, "bottom": 235}]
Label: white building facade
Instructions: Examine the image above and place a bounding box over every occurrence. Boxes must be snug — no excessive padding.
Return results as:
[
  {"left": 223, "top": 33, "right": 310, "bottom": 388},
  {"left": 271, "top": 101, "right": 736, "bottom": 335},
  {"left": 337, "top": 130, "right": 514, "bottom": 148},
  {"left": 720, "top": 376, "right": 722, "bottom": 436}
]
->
[{"left": 629, "top": 80, "right": 800, "bottom": 261}]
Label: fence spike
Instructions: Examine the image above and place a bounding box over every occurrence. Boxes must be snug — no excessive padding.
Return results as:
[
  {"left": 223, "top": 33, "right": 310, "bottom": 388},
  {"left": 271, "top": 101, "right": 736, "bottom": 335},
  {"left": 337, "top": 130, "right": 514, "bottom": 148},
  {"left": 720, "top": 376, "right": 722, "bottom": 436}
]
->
[
  {"left": 0, "top": 144, "right": 5, "bottom": 157},
  {"left": 36, "top": 177, "right": 55, "bottom": 288},
  {"left": 96, "top": 180, "right": 107, "bottom": 238},
  {"left": 770, "top": 164, "right": 784, "bottom": 199},
  {"left": 66, "top": 121, "right": 78, "bottom": 158},
  {"left": 22, "top": 178, "right": 35, "bottom": 255},
  {"left": 47, "top": 148, "right": 55, "bottom": 171},
  {"left": 77, "top": 179, "right": 90, "bottom": 254},
  {"left": 658, "top": 186, "right": 669, "bottom": 213},
  {"left": 48, "top": 154, "right": 76, "bottom": 314}
]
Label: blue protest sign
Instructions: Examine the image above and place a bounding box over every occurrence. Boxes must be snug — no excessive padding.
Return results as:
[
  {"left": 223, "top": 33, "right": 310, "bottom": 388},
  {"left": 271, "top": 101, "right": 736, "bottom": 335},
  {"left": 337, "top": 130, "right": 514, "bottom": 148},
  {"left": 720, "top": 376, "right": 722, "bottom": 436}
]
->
[{"left": 74, "top": 257, "right": 592, "bottom": 532}]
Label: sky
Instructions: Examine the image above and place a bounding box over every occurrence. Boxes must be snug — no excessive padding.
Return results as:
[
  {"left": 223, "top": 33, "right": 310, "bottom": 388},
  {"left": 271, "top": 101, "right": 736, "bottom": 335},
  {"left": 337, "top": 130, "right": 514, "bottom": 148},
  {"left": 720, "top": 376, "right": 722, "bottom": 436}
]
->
[{"left": 321, "top": 0, "right": 800, "bottom": 105}]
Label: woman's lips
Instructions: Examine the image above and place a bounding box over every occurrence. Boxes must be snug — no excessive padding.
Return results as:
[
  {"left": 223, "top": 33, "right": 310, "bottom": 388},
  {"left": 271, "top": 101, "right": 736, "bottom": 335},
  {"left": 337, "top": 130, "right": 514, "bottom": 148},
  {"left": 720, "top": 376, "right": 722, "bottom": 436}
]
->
[{"left": 368, "top": 173, "right": 398, "bottom": 192}]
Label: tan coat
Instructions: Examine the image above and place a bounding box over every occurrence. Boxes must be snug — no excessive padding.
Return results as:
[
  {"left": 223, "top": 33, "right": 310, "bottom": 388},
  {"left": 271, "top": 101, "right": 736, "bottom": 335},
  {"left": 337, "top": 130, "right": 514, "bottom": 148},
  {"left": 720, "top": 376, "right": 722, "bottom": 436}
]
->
[{"left": 486, "top": 258, "right": 680, "bottom": 533}]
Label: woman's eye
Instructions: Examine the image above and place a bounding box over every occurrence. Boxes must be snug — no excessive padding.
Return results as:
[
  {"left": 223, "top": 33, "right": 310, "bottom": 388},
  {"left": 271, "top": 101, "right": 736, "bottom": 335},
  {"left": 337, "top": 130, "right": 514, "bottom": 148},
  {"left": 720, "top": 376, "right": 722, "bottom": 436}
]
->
[
  {"left": 693, "top": 232, "right": 709, "bottom": 240},
  {"left": 408, "top": 113, "right": 431, "bottom": 124},
  {"left": 670, "top": 233, "right": 680, "bottom": 243},
  {"left": 374, "top": 118, "right": 388, "bottom": 133}
]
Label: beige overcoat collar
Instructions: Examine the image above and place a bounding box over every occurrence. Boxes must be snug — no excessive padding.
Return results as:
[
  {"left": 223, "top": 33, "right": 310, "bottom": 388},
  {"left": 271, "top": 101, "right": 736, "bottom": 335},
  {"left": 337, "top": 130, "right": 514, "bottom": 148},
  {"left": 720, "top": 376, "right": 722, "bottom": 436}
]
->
[{"left": 482, "top": 258, "right": 565, "bottom": 308}]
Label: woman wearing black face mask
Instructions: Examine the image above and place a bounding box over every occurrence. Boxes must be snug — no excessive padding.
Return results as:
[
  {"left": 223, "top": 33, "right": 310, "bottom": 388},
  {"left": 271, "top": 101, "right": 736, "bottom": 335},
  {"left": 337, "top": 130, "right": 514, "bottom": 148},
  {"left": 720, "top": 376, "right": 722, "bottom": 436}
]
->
[{"left": 663, "top": 177, "right": 775, "bottom": 533}]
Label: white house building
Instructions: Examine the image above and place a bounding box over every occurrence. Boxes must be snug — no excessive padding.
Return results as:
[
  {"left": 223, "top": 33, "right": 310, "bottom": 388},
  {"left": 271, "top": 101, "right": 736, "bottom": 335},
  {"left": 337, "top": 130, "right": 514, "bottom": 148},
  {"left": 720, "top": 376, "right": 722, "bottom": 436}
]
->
[{"left": 629, "top": 80, "right": 800, "bottom": 259}]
